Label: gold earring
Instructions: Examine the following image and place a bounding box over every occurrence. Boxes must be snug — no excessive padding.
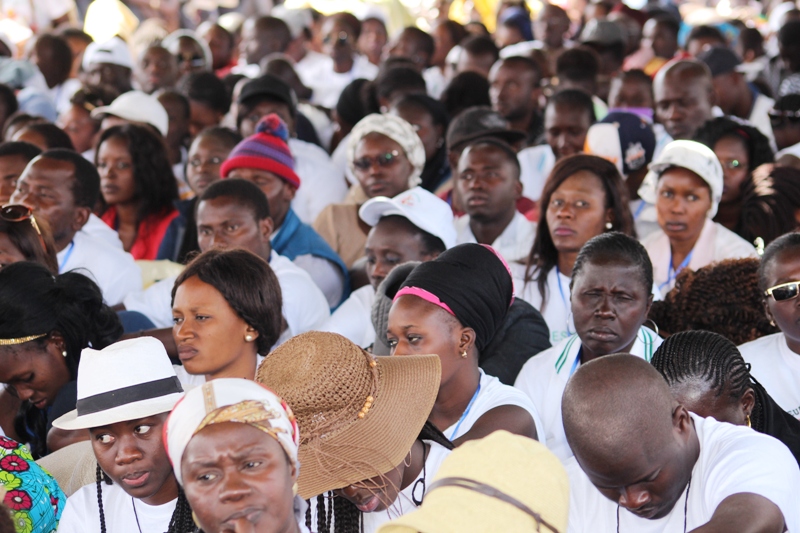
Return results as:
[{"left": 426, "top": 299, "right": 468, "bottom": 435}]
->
[
  {"left": 292, "top": 482, "right": 298, "bottom": 496},
  {"left": 746, "top": 415, "right": 751, "bottom": 428},
  {"left": 460, "top": 350, "right": 467, "bottom": 359},
  {"left": 245, "top": 334, "right": 254, "bottom": 342}
]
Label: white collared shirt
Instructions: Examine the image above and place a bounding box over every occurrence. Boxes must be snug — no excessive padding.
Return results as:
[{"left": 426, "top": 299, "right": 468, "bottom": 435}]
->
[
  {"left": 739, "top": 332, "right": 800, "bottom": 419},
  {"left": 454, "top": 211, "right": 536, "bottom": 264}
]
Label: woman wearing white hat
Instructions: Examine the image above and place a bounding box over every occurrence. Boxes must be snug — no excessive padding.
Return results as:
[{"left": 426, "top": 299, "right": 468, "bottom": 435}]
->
[
  {"left": 638, "top": 140, "right": 758, "bottom": 297},
  {"left": 164, "top": 378, "right": 306, "bottom": 533},
  {"left": 53, "top": 337, "right": 194, "bottom": 533}
]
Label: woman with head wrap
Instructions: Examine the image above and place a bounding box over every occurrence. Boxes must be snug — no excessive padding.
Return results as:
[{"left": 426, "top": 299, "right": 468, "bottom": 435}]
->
[
  {"left": 313, "top": 113, "right": 426, "bottom": 269},
  {"left": 387, "top": 243, "right": 543, "bottom": 445},
  {"left": 165, "top": 378, "right": 306, "bottom": 533}
]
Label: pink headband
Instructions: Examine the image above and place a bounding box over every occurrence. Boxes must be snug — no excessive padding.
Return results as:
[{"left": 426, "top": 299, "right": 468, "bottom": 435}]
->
[
  {"left": 480, "top": 244, "right": 515, "bottom": 306},
  {"left": 394, "top": 286, "right": 456, "bottom": 316}
]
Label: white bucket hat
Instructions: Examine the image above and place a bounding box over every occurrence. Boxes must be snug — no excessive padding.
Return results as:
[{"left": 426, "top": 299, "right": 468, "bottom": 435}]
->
[
  {"left": 52, "top": 337, "right": 184, "bottom": 431},
  {"left": 359, "top": 186, "right": 458, "bottom": 249},
  {"left": 637, "top": 139, "right": 723, "bottom": 218},
  {"left": 91, "top": 90, "right": 169, "bottom": 137}
]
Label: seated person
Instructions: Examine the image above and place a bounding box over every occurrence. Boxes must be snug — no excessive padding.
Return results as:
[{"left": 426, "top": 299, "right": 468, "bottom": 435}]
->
[
  {"left": 563, "top": 354, "right": 800, "bottom": 532},
  {"left": 0, "top": 141, "right": 41, "bottom": 204},
  {"left": 11, "top": 149, "right": 141, "bottom": 305},
  {"left": 454, "top": 138, "right": 535, "bottom": 264},
  {"left": 53, "top": 338, "right": 192, "bottom": 533},
  {"left": 322, "top": 187, "right": 455, "bottom": 348},
  {"left": 222, "top": 114, "right": 349, "bottom": 309}
]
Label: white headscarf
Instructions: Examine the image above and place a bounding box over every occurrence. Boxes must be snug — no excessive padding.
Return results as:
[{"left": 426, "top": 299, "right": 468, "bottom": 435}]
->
[{"left": 347, "top": 113, "right": 426, "bottom": 187}]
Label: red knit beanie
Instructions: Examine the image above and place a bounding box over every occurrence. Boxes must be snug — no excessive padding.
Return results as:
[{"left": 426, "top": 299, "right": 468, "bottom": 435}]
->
[{"left": 220, "top": 114, "right": 301, "bottom": 189}]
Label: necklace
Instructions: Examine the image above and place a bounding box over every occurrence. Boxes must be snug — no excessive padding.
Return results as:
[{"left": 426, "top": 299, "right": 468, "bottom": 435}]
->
[
  {"left": 616, "top": 477, "right": 692, "bottom": 533},
  {"left": 132, "top": 497, "right": 144, "bottom": 533}
]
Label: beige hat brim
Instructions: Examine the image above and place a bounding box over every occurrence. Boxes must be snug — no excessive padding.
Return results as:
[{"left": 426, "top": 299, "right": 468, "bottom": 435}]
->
[
  {"left": 296, "top": 354, "right": 441, "bottom": 500},
  {"left": 52, "top": 393, "right": 184, "bottom": 431}
]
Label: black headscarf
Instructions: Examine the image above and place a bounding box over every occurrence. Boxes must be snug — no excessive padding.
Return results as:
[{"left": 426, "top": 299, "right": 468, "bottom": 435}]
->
[{"left": 397, "top": 244, "right": 513, "bottom": 351}]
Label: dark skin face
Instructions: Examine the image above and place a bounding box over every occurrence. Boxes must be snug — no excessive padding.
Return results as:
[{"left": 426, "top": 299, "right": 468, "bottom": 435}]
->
[
  {"left": 431, "top": 23, "right": 455, "bottom": 68},
  {"left": 0, "top": 335, "right": 70, "bottom": 410},
  {"left": 713, "top": 135, "right": 750, "bottom": 204},
  {"left": 186, "top": 134, "right": 231, "bottom": 195},
  {"left": 0, "top": 232, "right": 26, "bottom": 267},
  {"left": 175, "top": 37, "right": 208, "bottom": 76},
  {"left": 136, "top": 46, "right": 179, "bottom": 94},
  {"left": 97, "top": 136, "right": 138, "bottom": 207},
  {"left": 188, "top": 101, "right": 223, "bottom": 141},
  {"left": 90, "top": 414, "right": 179, "bottom": 506},
  {"left": 655, "top": 168, "right": 712, "bottom": 252},
  {"left": 0, "top": 154, "right": 32, "bottom": 204},
  {"left": 391, "top": 106, "right": 442, "bottom": 161},
  {"left": 489, "top": 63, "right": 541, "bottom": 124},
  {"left": 31, "top": 40, "right": 68, "bottom": 89},
  {"left": 545, "top": 103, "right": 592, "bottom": 160},
  {"left": 608, "top": 77, "right": 654, "bottom": 110},
  {"left": 654, "top": 69, "right": 714, "bottom": 140},
  {"left": 84, "top": 62, "right": 132, "bottom": 95},
  {"left": 158, "top": 95, "right": 190, "bottom": 154},
  {"left": 642, "top": 20, "right": 678, "bottom": 59},
  {"left": 57, "top": 104, "right": 98, "bottom": 154},
  {"left": 364, "top": 217, "right": 437, "bottom": 290},
  {"left": 11, "top": 157, "right": 89, "bottom": 251},
  {"left": 670, "top": 380, "right": 755, "bottom": 426},
  {"left": 182, "top": 423, "right": 298, "bottom": 533},
  {"left": 196, "top": 197, "right": 273, "bottom": 259},
  {"left": 227, "top": 168, "right": 295, "bottom": 229},
  {"left": 201, "top": 24, "right": 234, "bottom": 70},
  {"left": 570, "top": 260, "right": 653, "bottom": 362},
  {"left": 764, "top": 248, "right": 800, "bottom": 355},
  {"left": 239, "top": 100, "right": 294, "bottom": 138},
  {"left": 456, "top": 143, "right": 521, "bottom": 222},
  {"left": 535, "top": 5, "right": 570, "bottom": 49},
  {"left": 321, "top": 19, "right": 356, "bottom": 69},
  {"left": 241, "top": 19, "right": 285, "bottom": 66},
  {"left": 385, "top": 30, "right": 429, "bottom": 71},
  {"left": 352, "top": 133, "right": 413, "bottom": 199}
]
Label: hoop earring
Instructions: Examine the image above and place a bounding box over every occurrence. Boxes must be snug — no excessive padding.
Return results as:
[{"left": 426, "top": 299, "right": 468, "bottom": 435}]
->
[
  {"left": 403, "top": 452, "right": 412, "bottom": 467},
  {"left": 644, "top": 318, "right": 659, "bottom": 337}
]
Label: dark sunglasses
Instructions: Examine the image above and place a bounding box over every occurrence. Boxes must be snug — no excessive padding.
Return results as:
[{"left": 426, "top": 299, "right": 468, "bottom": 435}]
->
[
  {"left": 176, "top": 54, "right": 205, "bottom": 68},
  {"left": 0, "top": 204, "right": 46, "bottom": 251},
  {"left": 765, "top": 281, "right": 800, "bottom": 302},
  {"left": 768, "top": 109, "right": 800, "bottom": 128},
  {"left": 352, "top": 150, "right": 401, "bottom": 171}
]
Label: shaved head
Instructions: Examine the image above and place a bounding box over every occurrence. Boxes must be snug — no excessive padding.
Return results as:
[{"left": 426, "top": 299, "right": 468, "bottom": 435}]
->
[
  {"left": 563, "top": 354, "right": 699, "bottom": 520},
  {"left": 654, "top": 60, "right": 714, "bottom": 140}
]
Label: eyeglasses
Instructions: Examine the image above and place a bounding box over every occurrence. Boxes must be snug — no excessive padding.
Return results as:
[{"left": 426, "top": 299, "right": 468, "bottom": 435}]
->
[
  {"left": 765, "top": 281, "right": 800, "bottom": 302},
  {"left": 175, "top": 54, "right": 205, "bottom": 68},
  {"left": 352, "top": 150, "right": 401, "bottom": 171},
  {"left": 0, "top": 204, "right": 46, "bottom": 252},
  {"left": 768, "top": 109, "right": 800, "bottom": 128},
  {"left": 323, "top": 31, "right": 350, "bottom": 46}
]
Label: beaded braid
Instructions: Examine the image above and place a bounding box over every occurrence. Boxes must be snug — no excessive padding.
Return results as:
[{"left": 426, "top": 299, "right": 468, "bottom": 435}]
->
[{"left": 95, "top": 464, "right": 198, "bottom": 533}]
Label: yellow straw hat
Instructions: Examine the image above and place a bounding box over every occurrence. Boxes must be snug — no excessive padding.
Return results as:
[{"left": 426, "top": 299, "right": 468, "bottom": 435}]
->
[
  {"left": 377, "top": 431, "right": 569, "bottom": 533},
  {"left": 256, "top": 331, "right": 441, "bottom": 500}
]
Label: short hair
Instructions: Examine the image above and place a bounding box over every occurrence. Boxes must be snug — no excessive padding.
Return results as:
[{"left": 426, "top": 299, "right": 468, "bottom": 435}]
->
[
  {"left": 402, "top": 26, "right": 435, "bottom": 61},
  {"left": 460, "top": 35, "right": 499, "bottom": 63},
  {"left": 759, "top": 232, "right": 800, "bottom": 292},
  {"left": 496, "top": 55, "right": 543, "bottom": 83},
  {"left": 19, "top": 123, "right": 74, "bottom": 150},
  {"left": 0, "top": 83, "right": 18, "bottom": 118},
  {"left": 172, "top": 248, "right": 283, "bottom": 354},
  {"left": 436, "top": 20, "right": 468, "bottom": 47},
  {"left": 199, "top": 178, "right": 270, "bottom": 221},
  {"left": 255, "top": 16, "right": 292, "bottom": 51},
  {"left": 392, "top": 93, "right": 449, "bottom": 131},
  {"left": 652, "top": 14, "right": 680, "bottom": 37},
  {"left": 739, "top": 27, "right": 763, "bottom": 53},
  {"left": 41, "top": 148, "right": 100, "bottom": 208},
  {"left": 195, "top": 125, "right": 242, "bottom": 150},
  {"left": 329, "top": 12, "right": 361, "bottom": 40},
  {"left": 461, "top": 138, "right": 521, "bottom": 177},
  {"left": 156, "top": 89, "right": 190, "bottom": 120},
  {"left": 616, "top": 68, "right": 652, "bottom": 87},
  {"left": 441, "top": 72, "right": 491, "bottom": 118},
  {"left": 572, "top": 232, "right": 653, "bottom": 293},
  {"left": 59, "top": 27, "right": 93, "bottom": 46},
  {"left": 374, "top": 66, "right": 426, "bottom": 102},
  {"left": 556, "top": 46, "right": 599, "bottom": 83},
  {"left": 377, "top": 215, "right": 446, "bottom": 255},
  {"left": 779, "top": 20, "right": 800, "bottom": 49},
  {"left": 34, "top": 34, "right": 73, "bottom": 82},
  {"left": 686, "top": 24, "right": 726, "bottom": 47},
  {"left": 547, "top": 88, "right": 596, "bottom": 122},
  {"left": 0, "top": 141, "right": 41, "bottom": 161},
  {"left": 178, "top": 71, "right": 231, "bottom": 115}
]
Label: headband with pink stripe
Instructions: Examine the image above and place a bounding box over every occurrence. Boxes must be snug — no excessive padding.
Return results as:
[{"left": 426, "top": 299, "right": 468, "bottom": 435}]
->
[{"left": 393, "top": 286, "right": 456, "bottom": 316}]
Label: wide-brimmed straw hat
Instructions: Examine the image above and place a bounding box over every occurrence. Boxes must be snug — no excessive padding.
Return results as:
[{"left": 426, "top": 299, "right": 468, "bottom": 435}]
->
[
  {"left": 52, "top": 337, "right": 184, "bottom": 430},
  {"left": 256, "top": 331, "right": 441, "bottom": 500},
  {"left": 377, "top": 431, "right": 569, "bottom": 533}
]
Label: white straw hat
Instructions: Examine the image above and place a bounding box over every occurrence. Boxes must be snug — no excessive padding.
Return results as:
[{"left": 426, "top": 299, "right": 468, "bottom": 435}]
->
[
  {"left": 359, "top": 187, "right": 457, "bottom": 249},
  {"left": 52, "top": 337, "right": 184, "bottom": 431}
]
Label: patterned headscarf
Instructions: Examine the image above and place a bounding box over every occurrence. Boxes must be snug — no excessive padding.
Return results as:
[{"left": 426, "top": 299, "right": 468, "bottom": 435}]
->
[{"left": 347, "top": 114, "right": 426, "bottom": 187}]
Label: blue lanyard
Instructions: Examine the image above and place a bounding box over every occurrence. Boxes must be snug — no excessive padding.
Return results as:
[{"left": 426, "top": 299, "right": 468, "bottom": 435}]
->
[
  {"left": 449, "top": 382, "right": 481, "bottom": 440},
  {"left": 633, "top": 200, "right": 646, "bottom": 221},
  {"left": 569, "top": 347, "right": 583, "bottom": 377},
  {"left": 58, "top": 241, "right": 75, "bottom": 272},
  {"left": 555, "top": 266, "right": 573, "bottom": 336},
  {"left": 659, "top": 250, "right": 693, "bottom": 292}
]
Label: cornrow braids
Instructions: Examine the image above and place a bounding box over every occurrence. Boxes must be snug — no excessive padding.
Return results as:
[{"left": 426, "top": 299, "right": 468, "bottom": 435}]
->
[{"left": 95, "top": 464, "right": 197, "bottom": 533}]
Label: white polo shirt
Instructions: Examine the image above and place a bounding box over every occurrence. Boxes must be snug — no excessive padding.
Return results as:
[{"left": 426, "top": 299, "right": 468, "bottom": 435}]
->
[
  {"left": 515, "top": 267, "right": 574, "bottom": 346},
  {"left": 566, "top": 414, "right": 800, "bottom": 533},
  {"left": 739, "top": 332, "right": 800, "bottom": 420},
  {"left": 81, "top": 213, "right": 123, "bottom": 249},
  {"left": 454, "top": 211, "right": 536, "bottom": 264},
  {"left": 57, "top": 230, "right": 142, "bottom": 306},
  {"left": 514, "top": 327, "right": 662, "bottom": 462}
]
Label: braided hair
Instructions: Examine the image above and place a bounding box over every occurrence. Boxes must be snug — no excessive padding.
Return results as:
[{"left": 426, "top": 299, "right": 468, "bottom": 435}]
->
[
  {"left": 651, "top": 330, "right": 764, "bottom": 429},
  {"left": 95, "top": 464, "right": 197, "bottom": 533},
  {"left": 305, "top": 422, "right": 454, "bottom": 533}
]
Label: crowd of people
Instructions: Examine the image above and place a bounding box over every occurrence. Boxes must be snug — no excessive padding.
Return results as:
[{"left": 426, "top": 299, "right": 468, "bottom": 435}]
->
[{"left": 1, "top": 0, "right": 800, "bottom": 531}]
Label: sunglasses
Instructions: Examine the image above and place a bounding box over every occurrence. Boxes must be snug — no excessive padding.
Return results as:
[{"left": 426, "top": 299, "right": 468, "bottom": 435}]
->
[
  {"left": 176, "top": 54, "right": 205, "bottom": 68},
  {"left": 768, "top": 109, "right": 800, "bottom": 128},
  {"left": 0, "top": 204, "right": 46, "bottom": 252},
  {"left": 353, "top": 150, "right": 401, "bottom": 171},
  {"left": 765, "top": 281, "right": 800, "bottom": 302}
]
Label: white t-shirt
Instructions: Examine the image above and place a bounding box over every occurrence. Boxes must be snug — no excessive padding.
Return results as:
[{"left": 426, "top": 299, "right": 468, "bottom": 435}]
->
[
  {"left": 175, "top": 354, "right": 265, "bottom": 390},
  {"left": 58, "top": 230, "right": 142, "bottom": 306},
  {"left": 749, "top": 92, "right": 776, "bottom": 149},
  {"left": 514, "top": 327, "right": 662, "bottom": 462},
  {"left": 123, "top": 252, "right": 329, "bottom": 341},
  {"left": 566, "top": 414, "right": 800, "bottom": 533},
  {"left": 445, "top": 370, "right": 544, "bottom": 442},
  {"left": 454, "top": 211, "right": 536, "bottom": 264},
  {"left": 82, "top": 213, "right": 124, "bottom": 249},
  {"left": 308, "top": 441, "right": 451, "bottom": 533},
  {"left": 739, "top": 332, "right": 800, "bottom": 419},
  {"left": 303, "top": 54, "right": 379, "bottom": 109},
  {"left": 515, "top": 267, "right": 574, "bottom": 345},
  {"left": 288, "top": 138, "right": 348, "bottom": 225},
  {"left": 423, "top": 66, "right": 447, "bottom": 99},
  {"left": 321, "top": 285, "right": 376, "bottom": 348},
  {"left": 517, "top": 144, "right": 554, "bottom": 203},
  {"left": 58, "top": 482, "right": 176, "bottom": 533}
]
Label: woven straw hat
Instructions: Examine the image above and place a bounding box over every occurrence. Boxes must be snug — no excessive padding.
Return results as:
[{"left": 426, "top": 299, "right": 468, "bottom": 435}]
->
[
  {"left": 377, "top": 431, "right": 569, "bottom": 533},
  {"left": 256, "top": 331, "right": 441, "bottom": 500}
]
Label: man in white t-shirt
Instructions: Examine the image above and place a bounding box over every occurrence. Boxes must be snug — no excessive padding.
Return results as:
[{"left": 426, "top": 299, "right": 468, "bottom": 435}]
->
[
  {"left": 11, "top": 149, "right": 141, "bottom": 305},
  {"left": 563, "top": 354, "right": 800, "bottom": 533},
  {"left": 454, "top": 138, "right": 535, "bottom": 264}
]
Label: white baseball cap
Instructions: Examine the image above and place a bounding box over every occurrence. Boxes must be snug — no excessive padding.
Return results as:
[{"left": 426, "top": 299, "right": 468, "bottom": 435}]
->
[
  {"left": 91, "top": 90, "right": 169, "bottom": 137},
  {"left": 638, "top": 139, "right": 723, "bottom": 218},
  {"left": 359, "top": 187, "right": 457, "bottom": 250},
  {"left": 81, "top": 37, "right": 134, "bottom": 71}
]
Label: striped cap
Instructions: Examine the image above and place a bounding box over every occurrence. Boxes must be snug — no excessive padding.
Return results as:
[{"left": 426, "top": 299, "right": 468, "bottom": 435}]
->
[{"left": 220, "top": 114, "right": 301, "bottom": 189}]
